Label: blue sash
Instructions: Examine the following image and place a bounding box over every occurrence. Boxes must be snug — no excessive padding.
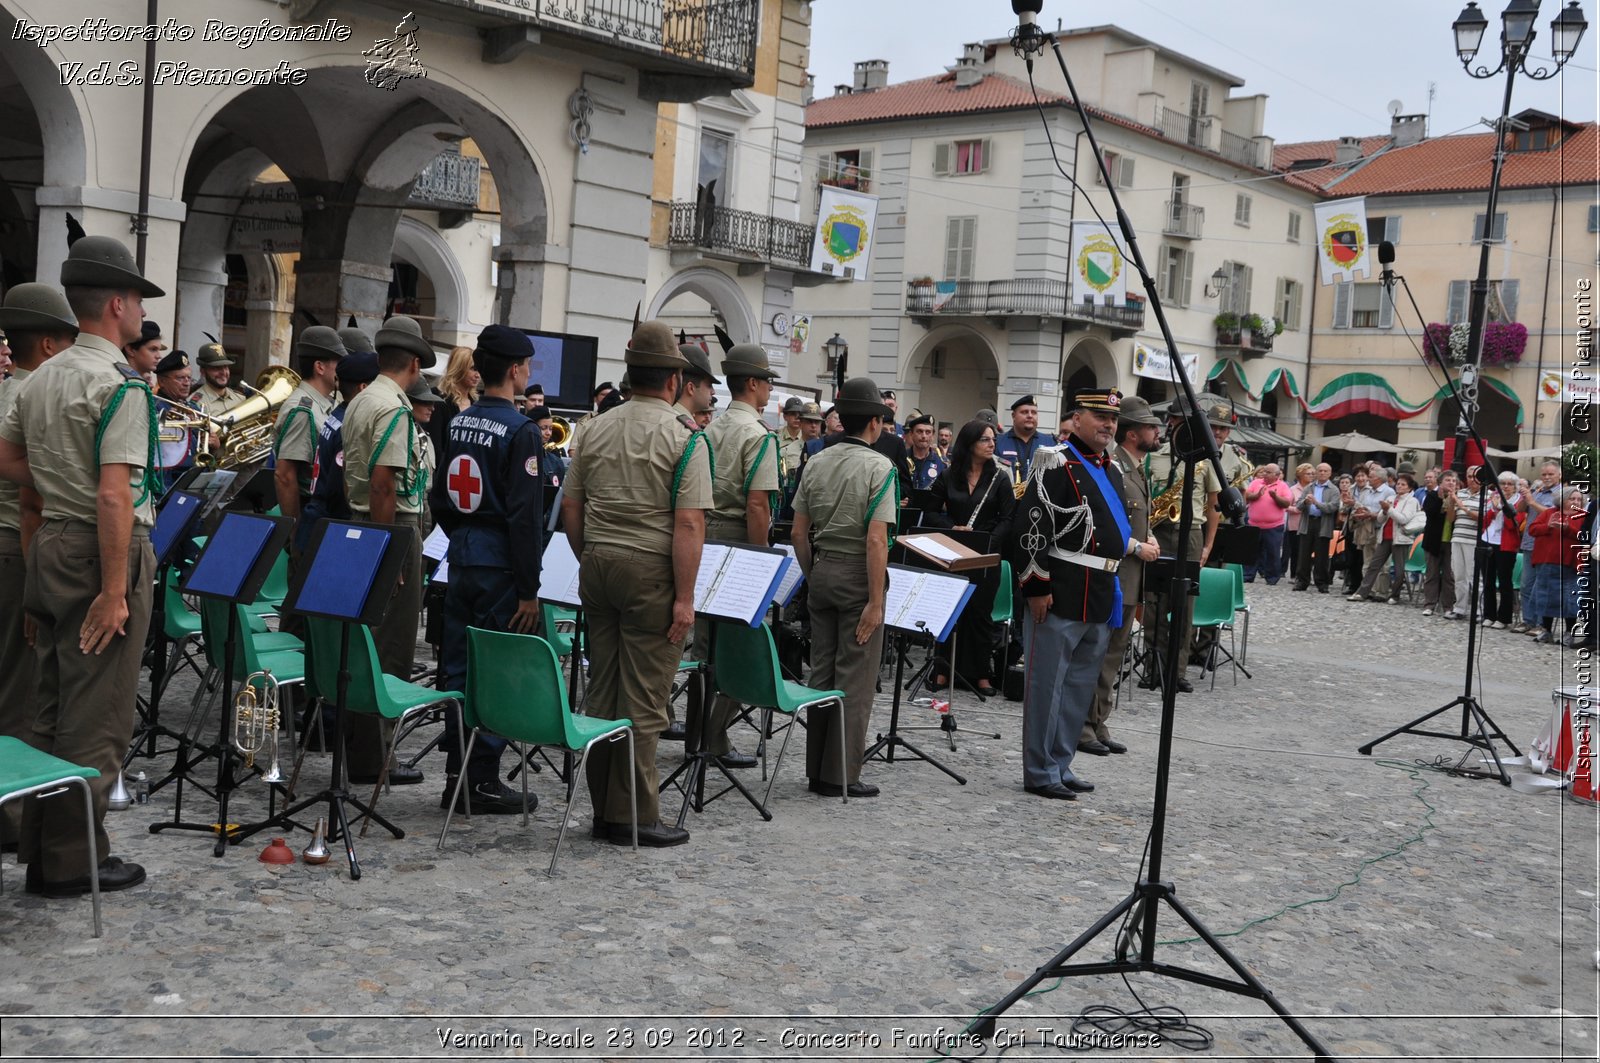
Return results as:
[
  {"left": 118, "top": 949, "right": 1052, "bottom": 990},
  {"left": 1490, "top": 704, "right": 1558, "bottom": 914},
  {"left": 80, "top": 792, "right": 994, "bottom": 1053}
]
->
[{"left": 1065, "top": 440, "right": 1132, "bottom": 627}]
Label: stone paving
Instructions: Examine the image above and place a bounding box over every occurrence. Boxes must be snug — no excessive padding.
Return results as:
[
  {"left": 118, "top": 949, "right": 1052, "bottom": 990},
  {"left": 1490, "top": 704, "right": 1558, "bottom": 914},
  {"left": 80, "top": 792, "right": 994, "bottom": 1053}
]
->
[{"left": 1, "top": 581, "right": 1597, "bottom": 1061}]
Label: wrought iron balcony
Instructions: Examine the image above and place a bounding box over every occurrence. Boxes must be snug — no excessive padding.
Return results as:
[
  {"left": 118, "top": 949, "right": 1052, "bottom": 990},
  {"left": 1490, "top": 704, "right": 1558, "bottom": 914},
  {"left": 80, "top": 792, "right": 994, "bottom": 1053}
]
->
[
  {"left": 1157, "top": 105, "right": 1211, "bottom": 148},
  {"left": 409, "top": 152, "right": 481, "bottom": 209},
  {"left": 668, "top": 201, "right": 815, "bottom": 270},
  {"left": 904, "top": 278, "right": 1145, "bottom": 332},
  {"left": 1162, "top": 200, "right": 1204, "bottom": 238},
  {"left": 535, "top": 0, "right": 758, "bottom": 76},
  {"left": 1219, "top": 129, "right": 1264, "bottom": 169}
]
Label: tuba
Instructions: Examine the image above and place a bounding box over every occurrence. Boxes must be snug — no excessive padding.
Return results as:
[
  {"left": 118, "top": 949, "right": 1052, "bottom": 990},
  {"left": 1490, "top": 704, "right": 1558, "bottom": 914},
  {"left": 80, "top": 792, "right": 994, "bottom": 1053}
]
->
[
  {"left": 198, "top": 366, "right": 301, "bottom": 469},
  {"left": 234, "top": 669, "right": 282, "bottom": 784},
  {"left": 545, "top": 415, "right": 572, "bottom": 453}
]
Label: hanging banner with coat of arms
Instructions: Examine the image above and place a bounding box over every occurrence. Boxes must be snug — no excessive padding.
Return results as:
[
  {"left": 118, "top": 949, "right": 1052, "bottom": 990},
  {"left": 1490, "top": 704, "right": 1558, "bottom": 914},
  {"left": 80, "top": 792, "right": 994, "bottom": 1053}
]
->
[
  {"left": 1069, "top": 220, "right": 1125, "bottom": 306},
  {"left": 1313, "top": 196, "right": 1370, "bottom": 285},
  {"left": 810, "top": 186, "right": 878, "bottom": 281}
]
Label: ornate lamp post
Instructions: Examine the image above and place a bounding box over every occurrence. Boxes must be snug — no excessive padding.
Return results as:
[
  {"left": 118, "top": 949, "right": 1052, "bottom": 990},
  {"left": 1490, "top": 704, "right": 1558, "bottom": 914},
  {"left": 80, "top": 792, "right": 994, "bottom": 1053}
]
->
[{"left": 1448, "top": 0, "right": 1586, "bottom": 469}]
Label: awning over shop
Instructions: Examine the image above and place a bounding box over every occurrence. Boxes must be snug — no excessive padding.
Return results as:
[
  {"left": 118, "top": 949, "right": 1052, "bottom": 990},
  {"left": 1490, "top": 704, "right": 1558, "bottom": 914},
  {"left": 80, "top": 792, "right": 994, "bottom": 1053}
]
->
[{"left": 1428, "top": 377, "right": 1525, "bottom": 427}]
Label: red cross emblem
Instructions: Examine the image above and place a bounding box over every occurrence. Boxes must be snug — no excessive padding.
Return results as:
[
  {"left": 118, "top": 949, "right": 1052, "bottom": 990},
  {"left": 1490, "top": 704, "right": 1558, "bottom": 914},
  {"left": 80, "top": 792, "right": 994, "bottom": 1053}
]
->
[{"left": 447, "top": 455, "right": 484, "bottom": 513}]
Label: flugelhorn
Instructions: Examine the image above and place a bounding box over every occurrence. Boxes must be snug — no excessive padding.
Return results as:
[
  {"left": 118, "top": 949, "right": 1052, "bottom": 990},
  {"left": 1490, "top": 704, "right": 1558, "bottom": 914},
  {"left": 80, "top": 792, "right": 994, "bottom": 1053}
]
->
[
  {"left": 197, "top": 365, "right": 301, "bottom": 469},
  {"left": 234, "top": 669, "right": 283, "bottom": 784},
  {"left": 545, "top": 414, "right": 572, "bottom": 453}
]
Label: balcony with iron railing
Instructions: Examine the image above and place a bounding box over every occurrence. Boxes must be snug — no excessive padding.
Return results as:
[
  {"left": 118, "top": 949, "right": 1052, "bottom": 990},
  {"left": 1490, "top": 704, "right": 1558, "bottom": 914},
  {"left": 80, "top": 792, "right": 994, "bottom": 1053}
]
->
[
  {"left": 1156, "top": 105, "right": 1211, "bottom": 148},
  {"left": 409, "top": 152, "right": 482, "bottom": 210},
  {"left": 1219, "top": 129, "right": 1265, "bottom": 169},
  {"left": 904, "top": 279, "right": 1145, "bottom": 333},
  {"left": 527, "top": 0, "right": 758, "bottom": 77},
  {"left": 1162, "top": 200, "right": 1204, "bottom": 239},
  {"left": 668, "top": 201, "right": 815, "bottom": 271}
]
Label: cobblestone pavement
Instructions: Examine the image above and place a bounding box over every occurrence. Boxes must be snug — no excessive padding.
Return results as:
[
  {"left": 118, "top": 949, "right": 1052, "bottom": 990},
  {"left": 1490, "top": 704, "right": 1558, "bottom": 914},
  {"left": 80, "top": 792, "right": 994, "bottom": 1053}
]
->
[{"left": 1, "top": 581, "right": 1596, "bottom": 1061}]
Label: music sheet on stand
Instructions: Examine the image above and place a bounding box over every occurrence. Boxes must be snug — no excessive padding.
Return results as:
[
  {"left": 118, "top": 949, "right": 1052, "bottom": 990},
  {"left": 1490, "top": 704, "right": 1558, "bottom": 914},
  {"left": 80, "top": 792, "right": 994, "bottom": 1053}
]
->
[
  {"left": 692, "top": 543, "right": 790, "bottom": 626},
  {"left": 883, "top": 564, "right": 973, "bottom": 642},
  {"left": 539, "top": 532, "right": 584, "bottom": 607}
]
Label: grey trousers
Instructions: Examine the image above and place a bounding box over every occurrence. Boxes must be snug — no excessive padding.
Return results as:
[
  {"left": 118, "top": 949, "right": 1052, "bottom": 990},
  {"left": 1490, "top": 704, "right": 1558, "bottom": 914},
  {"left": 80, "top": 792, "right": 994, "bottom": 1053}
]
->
[
  {"left": 1424, "top": 548, "right": 1455, "bottom": 612},
  {"left": 1021, "top": 607, "right": 1109, "bottom": 788}
]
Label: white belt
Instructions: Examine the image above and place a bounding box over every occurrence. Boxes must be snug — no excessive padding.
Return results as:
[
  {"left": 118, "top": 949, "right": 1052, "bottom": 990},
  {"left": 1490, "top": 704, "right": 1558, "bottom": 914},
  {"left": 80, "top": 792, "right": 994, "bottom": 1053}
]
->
[{"left": 1048, "top": 545, "right": 1120, "bottom": 573}]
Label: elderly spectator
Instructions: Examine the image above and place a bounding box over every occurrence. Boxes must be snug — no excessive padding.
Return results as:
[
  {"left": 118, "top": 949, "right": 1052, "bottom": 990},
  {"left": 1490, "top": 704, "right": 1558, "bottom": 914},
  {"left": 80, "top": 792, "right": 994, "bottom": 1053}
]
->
[
  {"left": 1421, "top": 469, "right": 1458, "bottom": 617},
  {"left": 1481, "top": 470, "right": 1523, "bottom": 628},
  {"left": 1384, "top": 473, "right": 1423, "bottom": 603},
  {"left": 1347, "top": 464, "right": 1395, "bottom": 602},
  {"left": 1338, "top": 468, "right": 1370, "bottom": 594},
  {"left": 1525, "top": 486, "right": 1588, "bottom": 643},
  {"left": 1293, "top": 463, "right": 1338, "bottom": 593},
  {"left": 1444, "top": 466, "right": 1484, "bottom": 619},
  {"left": 1243, "top": 463, "right": 1293, "bottom": 584},
  {"left": 1284, "top": 462, "right": 1313, "bottom": 576},
  {"left": 1511, "top": 461, "right": 1562, "bottom": 632}
]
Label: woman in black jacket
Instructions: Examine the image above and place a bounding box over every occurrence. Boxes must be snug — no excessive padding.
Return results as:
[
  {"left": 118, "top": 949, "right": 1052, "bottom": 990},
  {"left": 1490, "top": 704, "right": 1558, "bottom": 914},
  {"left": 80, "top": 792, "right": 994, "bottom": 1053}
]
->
[{"left": 923, "top": 419, "right": 1015, "bottom": 694}]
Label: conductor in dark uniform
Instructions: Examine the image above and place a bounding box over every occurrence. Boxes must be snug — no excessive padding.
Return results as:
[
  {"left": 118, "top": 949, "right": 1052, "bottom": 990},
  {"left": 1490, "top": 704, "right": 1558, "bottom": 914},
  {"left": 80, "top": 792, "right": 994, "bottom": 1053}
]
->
[
  {"left": 431, "top": 324, "right": 545, "bottom": 815},
  {"left": 1013, "top": 388, "right": 1133, "bottom": 801}
]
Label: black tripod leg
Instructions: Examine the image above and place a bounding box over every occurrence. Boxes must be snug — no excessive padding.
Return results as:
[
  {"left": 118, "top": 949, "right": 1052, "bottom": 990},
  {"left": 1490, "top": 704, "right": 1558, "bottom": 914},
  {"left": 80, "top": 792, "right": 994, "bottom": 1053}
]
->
[
  {"left": 1162, "top": 892, "right": 1338, "bottom": 1062},
  {"left": 330, "top": 795, "right": 361, "bottom": 881},
  {"left": 970, "top": 889, "right": 1141, "bottom": 1040},
  {"left": 1357, "top": 699, "right": 1464, "bottom": 755},
  {"left": 891, "top": 735, "right": 968, "bottom": 785}
]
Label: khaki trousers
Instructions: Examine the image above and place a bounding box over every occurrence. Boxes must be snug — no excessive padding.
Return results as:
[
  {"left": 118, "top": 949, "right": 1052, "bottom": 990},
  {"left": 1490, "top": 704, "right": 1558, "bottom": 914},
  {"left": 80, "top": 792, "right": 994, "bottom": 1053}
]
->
[
  {"left": 805, "top": 553, "right": 883, "bottom": 786},
  {"left": 346, "top": 521, "right": 420, "bottom": 778},
  {"left": 1148, "top": 524, "right": 1203, "bottom": 677},
  {"left": 581, "top": 544, "right": 679, "bottom": 826},
  {"left": 22, "top": 521, "right": 154, "bottom": 879},
  {"left": 1085, "top": 603, "right": 1137, "bottom": 744},
  {"left": 0, "top": 527, "right": 35, "bottom": 843}
]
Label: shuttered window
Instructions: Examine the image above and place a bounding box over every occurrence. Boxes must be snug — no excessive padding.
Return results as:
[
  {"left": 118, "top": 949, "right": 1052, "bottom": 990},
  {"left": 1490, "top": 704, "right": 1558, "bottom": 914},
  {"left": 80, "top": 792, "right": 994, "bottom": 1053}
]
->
[{"left": 944, "top": 217, "right": 977, "bottom": 281}]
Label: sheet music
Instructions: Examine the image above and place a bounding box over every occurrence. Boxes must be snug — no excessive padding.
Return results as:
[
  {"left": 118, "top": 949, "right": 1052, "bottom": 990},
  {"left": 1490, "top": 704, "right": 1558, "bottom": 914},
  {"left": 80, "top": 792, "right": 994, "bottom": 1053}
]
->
[
  {"left": 421, "top": 525, "right": 451, "bottom": 561},
  {"left": 693, "top": 543, "right": 788, "bottom": 626},
  {"left": 905, "top": 535, "right": 963, "bottom": 563},
  {"left": 432, "top": 560, "right": 450, "bottom": 585},
  {"left": 882, "top": 563, "right": 974, "bottom": 641},
  {"left": 539, "top": 532, "right": 584, "bottom": 607},
  {"left": 771, "top": 544, "right": 804, "bottom": 606}
]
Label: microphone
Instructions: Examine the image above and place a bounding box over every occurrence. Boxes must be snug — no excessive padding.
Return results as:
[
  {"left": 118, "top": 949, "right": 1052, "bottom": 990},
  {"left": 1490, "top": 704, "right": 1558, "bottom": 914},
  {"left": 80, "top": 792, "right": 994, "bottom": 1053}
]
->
[
  {"left": 1010, "top": 0, "right": 1047, "bottom": 58},
  {"left": 1377, "top": 239, "right": 1396, "bottom": 294}
]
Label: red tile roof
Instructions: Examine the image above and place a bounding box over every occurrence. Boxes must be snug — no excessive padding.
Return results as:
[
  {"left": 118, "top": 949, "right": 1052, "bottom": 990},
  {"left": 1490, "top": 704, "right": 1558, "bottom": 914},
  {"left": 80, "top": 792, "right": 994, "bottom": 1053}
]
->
[
  {"left": 806, "top": 73, "right": 1062, "bottom": 129},
  {"left": 1272, "top": 136, "right": 1392, "bottom": 194},
  {"left": 1323, "top": 124, "right": 1599, "bottom": 195}
]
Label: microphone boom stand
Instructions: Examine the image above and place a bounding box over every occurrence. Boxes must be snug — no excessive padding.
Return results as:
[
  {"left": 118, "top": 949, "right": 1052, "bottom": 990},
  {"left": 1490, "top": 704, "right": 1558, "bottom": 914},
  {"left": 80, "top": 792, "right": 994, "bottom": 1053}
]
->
[
  {"left": 1355, "top": 251, "right": 1519, "bottom": 781},
  {"left": 972, "top": 16, "right": 1337, "bottom": 1061}
]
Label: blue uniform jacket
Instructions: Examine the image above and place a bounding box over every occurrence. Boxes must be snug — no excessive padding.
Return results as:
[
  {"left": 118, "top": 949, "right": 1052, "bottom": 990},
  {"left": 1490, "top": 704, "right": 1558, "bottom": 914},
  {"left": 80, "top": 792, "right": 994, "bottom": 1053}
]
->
[{"left": 430, "top": 396, "right": 545, "bottom": 600}]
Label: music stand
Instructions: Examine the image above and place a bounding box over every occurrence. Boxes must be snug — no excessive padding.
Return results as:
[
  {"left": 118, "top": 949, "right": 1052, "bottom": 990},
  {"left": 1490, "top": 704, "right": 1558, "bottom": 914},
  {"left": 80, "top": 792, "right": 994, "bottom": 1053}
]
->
[
  {"left": 234, "top": 518, "right": 413, "bottom": 880},
  {"left": 150, "top": 511, "right": 292, "bottom": 855},
  {"left": 129, "top": 490, "right": 206, "bottom": 762},
  {"left": 897, "top": 530, "right": 1004, "bottom": 748},
  {"left": 863, "top": 563, "right": 975, "bottom": 785}
]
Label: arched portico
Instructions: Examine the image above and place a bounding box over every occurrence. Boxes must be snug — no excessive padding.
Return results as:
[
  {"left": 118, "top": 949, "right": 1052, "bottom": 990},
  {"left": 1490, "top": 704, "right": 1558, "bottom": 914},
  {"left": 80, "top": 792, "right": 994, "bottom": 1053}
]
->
[
  {"left": 646, "top": 267, "right": 758, "bottom": 344},
  {"left": 904, "top": 324, "right": 1000, "bottom": 427}
]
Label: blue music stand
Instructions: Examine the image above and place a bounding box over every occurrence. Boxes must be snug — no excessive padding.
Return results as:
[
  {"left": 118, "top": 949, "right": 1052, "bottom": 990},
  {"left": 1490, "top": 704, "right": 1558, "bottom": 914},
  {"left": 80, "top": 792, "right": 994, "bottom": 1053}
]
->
[
  {"left": 152, "top": 511, "right": 293, "bottom": 856},
  {"left": 130, "top": 491, "right": 207, "bottom": 763},
  {"left": 237, "top": 518, "right": 411, "bottom": 880}
]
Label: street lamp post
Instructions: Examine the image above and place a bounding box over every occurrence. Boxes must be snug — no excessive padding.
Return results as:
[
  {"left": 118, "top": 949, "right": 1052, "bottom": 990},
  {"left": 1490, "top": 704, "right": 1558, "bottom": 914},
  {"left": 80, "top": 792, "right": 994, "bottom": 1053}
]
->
[
  {"left": 822, "top": 332, "right": 848, "bottom": 399},
  {"left": 1449, "top": 0, "right": 1586, "bottom": 471}
]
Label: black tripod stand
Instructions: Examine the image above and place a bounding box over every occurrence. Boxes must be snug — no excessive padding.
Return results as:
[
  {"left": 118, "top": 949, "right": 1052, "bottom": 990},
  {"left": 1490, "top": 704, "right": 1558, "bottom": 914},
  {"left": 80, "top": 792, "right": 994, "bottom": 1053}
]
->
[
  {"left": 1356, "top": 247, "right": 1519, "bottom": 783},
  {"left": 975, "top": 13, "right": 1336, "bottom": 1059},
  {"left": 863, "top": 624, "right": 967, "bottom": 785}
]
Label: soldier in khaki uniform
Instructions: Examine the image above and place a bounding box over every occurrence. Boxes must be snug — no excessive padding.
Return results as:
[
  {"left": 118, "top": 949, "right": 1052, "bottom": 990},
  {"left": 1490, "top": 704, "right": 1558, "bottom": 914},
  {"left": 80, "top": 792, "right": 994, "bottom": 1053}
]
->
[
  {"left": 697, "top": 343, "right": 781, "bottom": 766},
  {"left": 778, "top": 396, "right": 805, "bottom": 473},
  {"left": 194, "top": 342, "right": 247, "bottom": 418},
  {"left": 1142, "top": 398, "right": 1221, "bottom": 693},
  {"left": 0, "top": 285, "right": 79, "bottom": 846},
  {"left": 791, "top": 378, "right": 898, "bottom": 799},
  {"left": 561, "top": 322, "right": 712, "bottom": 848},
  {"left": 341, "top": 315, "right": 436, "bottom": 786},
  {"left": 0, "top": 237, "right": 161, "bottom": 896},
  {"left": 1085, "top": 395, "right": 1161, "bottom": 756},
  {"left": 272, "top": 325, "right": 345, "bottom": 520}
]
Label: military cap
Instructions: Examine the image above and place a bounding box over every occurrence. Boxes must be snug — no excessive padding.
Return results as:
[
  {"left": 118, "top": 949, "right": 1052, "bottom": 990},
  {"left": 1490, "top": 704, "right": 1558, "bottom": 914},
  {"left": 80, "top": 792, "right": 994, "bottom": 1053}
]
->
[
  {"left": 974, "top": 408, "right": 1001, "bottom": 428},
  {"left": 375, "top": 315, "right": 436, "bottom": 368},
  {"left": 677, "top": 342, "right": 720, "bottom": 384},
  {"left": 197, "top": 343, "right": 235, "bottom": 368},
  {"left": 155, "top": 349, "right": 190, "bottom": 375},
  {"left": 904, "top": 410, "right": 934, "bottom": 430},
  {"left": 337, "top": 350, "right": 379, "bottom": 384},
  {"left": 1115, "top": 395, "right": 1161, "bottom": 427},
  {"left": 782, "top": 396, "right": 805, "bottom": 415},
  {"left": 624, "top": 321, "right": 690, "bottom": 370},
  {"left": 523, "top": 383, "right": 545, "bottom": 399},
  {"left": 799, "top": 401, "right": 824, "bottom": 423},
  {"left": 476, "top": 324, "right": 532, "bottom": 362},
  {"left": 337, "top": 326, "right": 375, "bottom": 355},
  {"left": 1069, "top": 388, "right": 1123, "bottom": 415},
  {"left": 59, "top": 235, "right": 165, "bottom": 298},
  {"left": 295, "top": 325, "right": 346, "bottom": 363},
  {"left": 132, "top": 320, "right": 162, "bottom": 347},
  {"left": 1205, "top": 402, "right": 1235, "bottom": 427},
  {"left": 405, "top": 376, "right": 445, "bottom": 404},
  {"left": 526, "top": 404, "right": 553, "bottom": 421},
  {"left": 833, "top": 377, "right": 894, "bottom": 420},
  {"left": 1010, "top": 394, "right": 1038, "bottom": 411},
  {"left": 722, "top": 343, "right": 779, "bottom": 381},
  {"left": 0, "top": 283, "right": 78, "bottom": 334}
]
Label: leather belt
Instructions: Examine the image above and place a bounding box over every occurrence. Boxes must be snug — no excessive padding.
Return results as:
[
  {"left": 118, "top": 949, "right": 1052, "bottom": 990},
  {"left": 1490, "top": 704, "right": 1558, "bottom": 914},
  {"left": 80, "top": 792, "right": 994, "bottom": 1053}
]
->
[{"left": 1048, "top": 545, "right": 1119, "bottom": 573}]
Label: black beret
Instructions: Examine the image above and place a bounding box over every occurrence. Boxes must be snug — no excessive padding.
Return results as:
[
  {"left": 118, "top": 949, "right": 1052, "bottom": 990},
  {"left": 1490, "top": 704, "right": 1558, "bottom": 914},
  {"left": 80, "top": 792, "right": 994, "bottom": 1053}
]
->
[
  {"left": 475, "top": 324, "right": 531, "bottom": 362},
  {"left": 527, "top": 405, "right": 553, "bottom": 421},
  {"left": 133, "top": 321, "right": 162, "bottom": 347},
  {"left": 156, "top": 349, "right": 189, "bottom": 375},
  {"left": 904, "top": 412, "right": 934, "bottom": 430},
  {"left": 1010, "top": 394, "right": 1037, "bottom": 411}
]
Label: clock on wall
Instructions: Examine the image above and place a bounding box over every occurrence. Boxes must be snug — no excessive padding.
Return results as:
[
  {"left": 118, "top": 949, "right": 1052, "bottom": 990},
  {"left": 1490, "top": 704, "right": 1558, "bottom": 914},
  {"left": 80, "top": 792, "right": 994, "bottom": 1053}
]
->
[{"left": 770, "top": 313, "right": 791, "bottom": 337}]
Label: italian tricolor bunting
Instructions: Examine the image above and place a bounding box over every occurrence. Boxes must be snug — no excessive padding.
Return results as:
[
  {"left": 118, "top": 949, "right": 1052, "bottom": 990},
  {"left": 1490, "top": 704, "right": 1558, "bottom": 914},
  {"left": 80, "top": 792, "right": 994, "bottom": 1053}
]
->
[{"left": 1303, "top": 372, "right": 1431, "bottom": 421}]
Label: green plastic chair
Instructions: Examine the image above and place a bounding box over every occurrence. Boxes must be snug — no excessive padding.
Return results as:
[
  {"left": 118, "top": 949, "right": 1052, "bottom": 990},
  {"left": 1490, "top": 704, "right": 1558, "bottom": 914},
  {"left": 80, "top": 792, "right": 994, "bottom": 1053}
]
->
[
  {"left": 437, "top": 627, "right": 635, "bottom": 873},
  {"left": 303, "top": 615, "right": 464, "bottom": 825},
  {"left": 1513, "top": 551, "right": 1526, "bottom": 587},
  {"left": 0, "top": 737, "right": 102, "bottom": 936},
  {"left": 540, "top": 603, "right": 576, "bottom": 659},
  {"left": 1187, "top": 568, "right": 1240, "bottom": 690},
  {"left": 256, "top": 547, "right": 290, "bottom": 611},
  {"left": 1402, "top": 541, "right": 1428, "bottom": 602},
  {"left": 1224, "top": 562, "right": 1250, "bottom": 666},
  {"left": 713, "top": 620, "right": 848, "bottom": 805}
]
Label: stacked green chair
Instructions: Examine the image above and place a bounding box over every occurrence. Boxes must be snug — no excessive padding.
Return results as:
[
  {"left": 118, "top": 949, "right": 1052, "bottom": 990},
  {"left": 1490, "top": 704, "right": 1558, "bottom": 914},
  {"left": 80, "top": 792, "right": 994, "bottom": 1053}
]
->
[{"left": 0, "top": 737, "right": 102, "bottom": 936}]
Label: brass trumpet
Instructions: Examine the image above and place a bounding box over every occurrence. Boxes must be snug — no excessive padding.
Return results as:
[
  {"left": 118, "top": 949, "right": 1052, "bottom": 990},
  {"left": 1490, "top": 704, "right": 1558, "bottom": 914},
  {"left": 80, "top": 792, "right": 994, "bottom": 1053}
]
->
[
  {"left": 234, "top": 669, "right": 282, "bottom": 784},
  {"left": 196, "top": 366, "right": 301, "bottom": 469}
]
